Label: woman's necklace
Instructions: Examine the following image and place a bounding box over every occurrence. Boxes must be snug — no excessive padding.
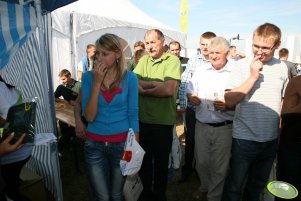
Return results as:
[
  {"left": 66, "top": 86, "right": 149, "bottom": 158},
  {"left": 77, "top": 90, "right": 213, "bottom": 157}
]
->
[{"left": 101, "top": 70, "right": 117, "bottom": 91}]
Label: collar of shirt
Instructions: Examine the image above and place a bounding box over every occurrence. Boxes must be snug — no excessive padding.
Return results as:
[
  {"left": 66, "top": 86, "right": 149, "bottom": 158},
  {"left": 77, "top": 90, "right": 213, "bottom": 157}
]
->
[
  {"left": 149, "top": 52, "right": 171, "bottom": 63},
  {"left": 190, "top": 62, "right": 235, "bottom": 123},
  {"left": 203, "top": 61, "right": 233, "bottom": 73}
]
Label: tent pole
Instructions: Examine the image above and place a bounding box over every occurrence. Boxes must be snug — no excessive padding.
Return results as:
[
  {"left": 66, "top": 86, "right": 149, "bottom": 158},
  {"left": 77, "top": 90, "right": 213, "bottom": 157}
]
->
[
  {"left": 34, "top": 0, "right": 57, "bottom": 137},
  {"left": 34, "top": 0, "right": 63, "bottom": 200},
  {"left": 70, "top": 12, "right": 76, "bottom": 79}
]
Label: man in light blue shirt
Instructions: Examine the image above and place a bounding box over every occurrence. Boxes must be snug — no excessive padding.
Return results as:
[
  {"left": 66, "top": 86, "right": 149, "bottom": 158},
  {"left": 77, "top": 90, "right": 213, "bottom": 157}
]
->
[{"left": 178, "top": 32, "right": 216, "bottom": 182}]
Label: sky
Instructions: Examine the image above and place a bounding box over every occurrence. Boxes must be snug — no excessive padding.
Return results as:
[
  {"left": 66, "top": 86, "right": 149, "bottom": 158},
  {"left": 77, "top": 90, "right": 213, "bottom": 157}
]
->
[{"left": 130, "top": 0, "right": 301, "bottom": 49}]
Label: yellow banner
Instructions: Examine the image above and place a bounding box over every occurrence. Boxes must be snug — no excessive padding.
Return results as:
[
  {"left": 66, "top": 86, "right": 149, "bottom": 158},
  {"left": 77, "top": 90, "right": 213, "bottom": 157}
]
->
[{"left": 180, "top": 0, "right": 188, "bottom": 33}]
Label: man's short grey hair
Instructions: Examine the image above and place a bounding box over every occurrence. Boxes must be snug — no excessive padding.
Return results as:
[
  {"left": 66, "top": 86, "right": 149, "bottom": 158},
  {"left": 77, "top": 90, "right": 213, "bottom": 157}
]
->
[
  {"left": 145, "top": 29, "right": 165, "bottom": 41},
  {"left": 208, "top": 37, "right": 230, "bottom": 53}
]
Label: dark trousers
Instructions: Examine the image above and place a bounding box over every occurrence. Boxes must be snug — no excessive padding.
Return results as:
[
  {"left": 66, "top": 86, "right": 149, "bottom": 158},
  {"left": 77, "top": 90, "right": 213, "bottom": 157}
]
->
[
  {"left": 222, "top": 139, "right": 277, "bottom": 201},
  {"left": 276, "top": 146, "right": 301, "bottom": 201},
  {"left": 58, "top": 120, "right": 75, "bottom": 150},
  {"left": 275, "top": 113, "right": 301, "bottom": 201},
  {"left": 1, "top": 156, "right": 31, "bottom": 201},
  {"left": 182, "top": 107, "right": 196, "bottom": 175},
  {"left": 139, "top": 122, "right": 173, "bottom": 201}
]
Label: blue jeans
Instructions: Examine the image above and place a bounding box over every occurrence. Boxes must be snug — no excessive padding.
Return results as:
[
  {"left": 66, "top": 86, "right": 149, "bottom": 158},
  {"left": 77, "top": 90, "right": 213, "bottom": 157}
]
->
[
  {"left": 222, "top": 138, "right": 278, "bottom": 201},
  {"left": 85, "top": 139, "right": 126, "bottom": 201}
]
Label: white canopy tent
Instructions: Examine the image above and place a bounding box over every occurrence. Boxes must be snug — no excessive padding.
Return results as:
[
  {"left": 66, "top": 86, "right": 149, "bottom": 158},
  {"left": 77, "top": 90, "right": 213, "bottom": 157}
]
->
[{"left": 51, "top": 0, "right": 186, "bottom": 88}]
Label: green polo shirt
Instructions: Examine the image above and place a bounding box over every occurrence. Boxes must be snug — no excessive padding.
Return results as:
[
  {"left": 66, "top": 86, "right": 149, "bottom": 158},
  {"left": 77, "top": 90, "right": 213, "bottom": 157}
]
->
[{"left": 134, "top": 52, "right": 181, "bottom": 125}]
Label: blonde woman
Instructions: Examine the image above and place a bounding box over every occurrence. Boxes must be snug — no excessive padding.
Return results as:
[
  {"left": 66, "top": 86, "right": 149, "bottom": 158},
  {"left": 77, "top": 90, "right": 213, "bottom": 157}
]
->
[{"left": 81, "top": 34, "right": 139, "bottom": 201}]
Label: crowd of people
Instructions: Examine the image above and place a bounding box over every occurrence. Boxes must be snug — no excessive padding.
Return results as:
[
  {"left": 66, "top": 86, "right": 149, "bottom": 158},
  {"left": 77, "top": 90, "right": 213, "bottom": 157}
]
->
[{"left": 1, "top": 21, "right": 300, "bottom": 201}]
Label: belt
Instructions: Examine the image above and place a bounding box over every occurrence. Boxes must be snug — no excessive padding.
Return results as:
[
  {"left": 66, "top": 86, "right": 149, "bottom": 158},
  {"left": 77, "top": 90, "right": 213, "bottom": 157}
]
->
[{"left": 205, "top": 120, "right": 233, "bottom": 127}]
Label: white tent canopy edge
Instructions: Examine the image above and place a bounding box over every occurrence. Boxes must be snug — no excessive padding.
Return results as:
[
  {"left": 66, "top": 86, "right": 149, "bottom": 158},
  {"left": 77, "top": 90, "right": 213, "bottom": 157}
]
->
[{"left": 51, "top": 0, "right": 186, "bottom": 88}]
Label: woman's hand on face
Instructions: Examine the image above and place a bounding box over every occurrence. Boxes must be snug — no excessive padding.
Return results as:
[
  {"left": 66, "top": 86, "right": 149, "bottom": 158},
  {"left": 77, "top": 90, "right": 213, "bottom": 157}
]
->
[{"left": 93, "top": 62, "right": 107, "bottom": 85}]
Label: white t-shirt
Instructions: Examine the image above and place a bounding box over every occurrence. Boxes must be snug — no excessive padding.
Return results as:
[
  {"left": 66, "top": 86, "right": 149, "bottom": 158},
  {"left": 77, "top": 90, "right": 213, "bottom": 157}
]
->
[
  {"left": 226, "top": 57, "right": 288, "bottom": 142},
  {"left": 0, "top": 81, "right": 19, "bottom": 119},
  {"left": 187, "top": 62, "right": 235, "bottom": 123},
  {"left": 77, "top": 58, "right": 94, "bottom": 72}
]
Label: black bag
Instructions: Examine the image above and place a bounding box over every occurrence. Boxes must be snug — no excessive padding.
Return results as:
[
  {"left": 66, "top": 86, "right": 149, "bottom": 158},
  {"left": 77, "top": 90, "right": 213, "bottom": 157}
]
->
[{"left": 1, "top": 102, "right": 37, "bottom": 144}]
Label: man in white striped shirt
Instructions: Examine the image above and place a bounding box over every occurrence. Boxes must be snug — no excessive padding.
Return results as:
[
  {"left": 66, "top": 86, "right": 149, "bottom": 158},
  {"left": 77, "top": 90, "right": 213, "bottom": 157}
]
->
[{"left": 222, "top": 23, "right": 288, "bottom": 201}]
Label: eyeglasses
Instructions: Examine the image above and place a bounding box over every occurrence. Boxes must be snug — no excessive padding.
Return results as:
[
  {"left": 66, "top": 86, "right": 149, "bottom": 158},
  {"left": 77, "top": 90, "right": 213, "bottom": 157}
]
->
[
  {"left": 252, "top": 43, "right": 277, "bottom": 53},
  {"left": 200, "top": 43, "right": 209, "bottom": 47}
]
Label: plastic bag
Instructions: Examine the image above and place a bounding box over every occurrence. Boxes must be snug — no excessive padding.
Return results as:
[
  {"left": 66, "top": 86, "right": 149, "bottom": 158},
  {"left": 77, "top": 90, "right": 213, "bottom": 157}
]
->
[
  {"left": 120, "top": 128, "right": 145, "bottom": 176},
  {"left": 1, "top": 100, "right": 37, "bottom": 144},
  {"left": 168, "top": 126, "right": 182, "bottom": 169},
  {"left": 123, "top": 174, "right": 143, "bottom": 201}
]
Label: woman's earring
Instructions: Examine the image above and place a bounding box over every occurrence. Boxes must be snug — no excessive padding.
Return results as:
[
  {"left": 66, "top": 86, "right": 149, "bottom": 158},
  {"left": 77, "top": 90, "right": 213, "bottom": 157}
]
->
[{"left": 116, "top": 58, "right": 119, "bottom": 64}]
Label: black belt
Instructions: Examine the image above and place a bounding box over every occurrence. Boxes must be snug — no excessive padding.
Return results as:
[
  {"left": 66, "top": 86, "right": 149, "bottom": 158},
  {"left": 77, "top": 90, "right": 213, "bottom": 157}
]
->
[{"left": 205, "top": 120, "right": 233, "bottom": 127}]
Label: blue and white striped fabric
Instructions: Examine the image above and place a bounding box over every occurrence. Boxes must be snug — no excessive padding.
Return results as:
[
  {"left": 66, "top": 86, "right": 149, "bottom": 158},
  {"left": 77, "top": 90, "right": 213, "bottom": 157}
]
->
[
  {"left": 1, "top": 1, "right": 63, "bottom": 200},
  {"left": 0, "top": 1, "right": 37, "bottom": 70},
  {"left": 2, "top": 31, "right": 63, "bottom": 201}
]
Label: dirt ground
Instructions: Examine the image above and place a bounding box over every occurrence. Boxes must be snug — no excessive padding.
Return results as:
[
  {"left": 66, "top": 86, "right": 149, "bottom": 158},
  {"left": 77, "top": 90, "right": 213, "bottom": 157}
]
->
[{"left": 59, "top": 118, "right": 200, "bottom": 201}]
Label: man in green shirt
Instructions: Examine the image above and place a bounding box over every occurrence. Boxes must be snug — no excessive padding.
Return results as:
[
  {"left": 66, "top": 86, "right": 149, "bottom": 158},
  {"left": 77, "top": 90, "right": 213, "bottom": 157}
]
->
[{"left": 134, "top": 29, "right": 181, "bottom": 201}]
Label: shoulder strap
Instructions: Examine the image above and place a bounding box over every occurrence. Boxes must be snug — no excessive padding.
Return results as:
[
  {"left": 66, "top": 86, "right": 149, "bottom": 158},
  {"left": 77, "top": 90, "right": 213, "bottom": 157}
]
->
[{"left": 15, "top": 89, "right": 23, "bottom": 104}]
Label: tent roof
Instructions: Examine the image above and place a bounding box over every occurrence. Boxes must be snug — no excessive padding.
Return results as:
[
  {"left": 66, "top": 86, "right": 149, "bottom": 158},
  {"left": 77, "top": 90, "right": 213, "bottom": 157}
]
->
[{"left": 56, "top": 0, "right": 179, "bottom": 33}]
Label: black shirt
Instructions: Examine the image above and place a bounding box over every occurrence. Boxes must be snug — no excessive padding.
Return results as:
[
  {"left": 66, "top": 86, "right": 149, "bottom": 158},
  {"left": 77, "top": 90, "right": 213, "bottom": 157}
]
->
[{"left": 54, "top": 79, "right": 79, "bottom": 101}]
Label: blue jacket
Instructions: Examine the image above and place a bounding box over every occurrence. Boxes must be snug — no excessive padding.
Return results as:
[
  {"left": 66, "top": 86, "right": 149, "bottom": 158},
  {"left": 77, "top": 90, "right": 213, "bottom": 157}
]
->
[
  {"left": 81, "top": 56, "right": 89, "bottom": 73},
  {"left": 82, "top": 71, "right": 139, "bottom": 135}
]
